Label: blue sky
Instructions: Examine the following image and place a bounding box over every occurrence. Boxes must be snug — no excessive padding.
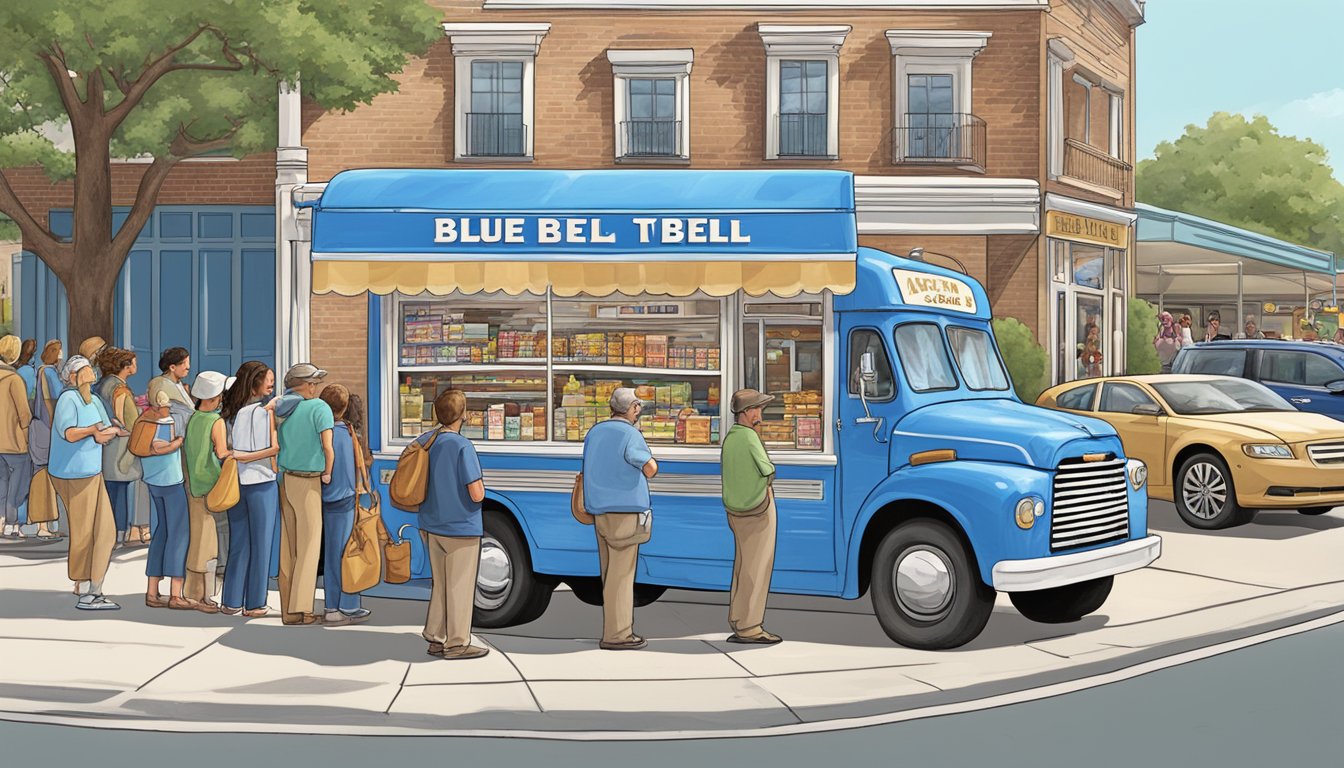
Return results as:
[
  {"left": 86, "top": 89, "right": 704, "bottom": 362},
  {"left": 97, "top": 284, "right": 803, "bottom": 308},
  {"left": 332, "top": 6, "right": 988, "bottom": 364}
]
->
[{"left": 1138, "top": 0, "right": 1344, "bottom": 165}]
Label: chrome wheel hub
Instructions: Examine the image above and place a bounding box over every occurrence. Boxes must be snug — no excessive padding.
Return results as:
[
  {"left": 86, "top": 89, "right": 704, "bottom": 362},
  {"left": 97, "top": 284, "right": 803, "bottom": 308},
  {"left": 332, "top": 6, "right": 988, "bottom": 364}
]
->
[
  {"left": 894, "top": 546, "right": 955, "bottom": 620},
  {"left": 1182, "top": 462, "right": 1228, "bottom": 520},
  {"left": 475, "top": 535, "right": 513, "bottom": 610}
]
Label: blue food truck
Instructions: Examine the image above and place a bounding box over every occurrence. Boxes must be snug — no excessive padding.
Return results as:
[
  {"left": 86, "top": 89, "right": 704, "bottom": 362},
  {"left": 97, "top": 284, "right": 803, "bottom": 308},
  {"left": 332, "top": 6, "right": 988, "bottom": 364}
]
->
[{"left": 301, "top": 168, "right": 1161, "bottom": 649}]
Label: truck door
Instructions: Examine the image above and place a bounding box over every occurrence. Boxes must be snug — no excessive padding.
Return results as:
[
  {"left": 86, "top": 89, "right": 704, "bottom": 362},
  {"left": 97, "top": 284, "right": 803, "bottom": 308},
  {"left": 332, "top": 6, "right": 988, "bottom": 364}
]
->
[{"left": 838, "top": 321, "right": 898, "bottom": 516}]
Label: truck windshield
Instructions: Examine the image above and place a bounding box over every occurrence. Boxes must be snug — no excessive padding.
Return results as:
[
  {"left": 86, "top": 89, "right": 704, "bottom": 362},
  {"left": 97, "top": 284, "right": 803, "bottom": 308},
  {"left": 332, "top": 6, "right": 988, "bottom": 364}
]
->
[
  {"left": 1152, "top": 379, "right": 1292, "bottom": 414},
  {"left": 893, "top": 323, "right": 957, "bottom": 392},
  {"left": 947, "top": 327, "right": 1010, "bottom": 391}
]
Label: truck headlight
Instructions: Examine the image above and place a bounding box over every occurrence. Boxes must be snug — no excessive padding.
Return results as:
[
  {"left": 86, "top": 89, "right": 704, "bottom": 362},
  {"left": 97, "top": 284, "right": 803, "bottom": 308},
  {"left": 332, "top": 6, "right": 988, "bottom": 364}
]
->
[
  {"left": 1243, "top": 444, "right": 1294, "bottom": 459},
  {"left": 1127, "top": 458, "right": 1148, "bottom": 490},
  {"left": 1015, "top": 498, "right": 1039, "bottom": 529}
]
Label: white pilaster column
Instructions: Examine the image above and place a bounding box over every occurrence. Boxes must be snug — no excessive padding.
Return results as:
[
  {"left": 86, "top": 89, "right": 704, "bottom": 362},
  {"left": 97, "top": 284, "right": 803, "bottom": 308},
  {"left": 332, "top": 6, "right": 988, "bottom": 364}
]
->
[{"left": 275, "top": 79, "right": 310, "bottom": 374}]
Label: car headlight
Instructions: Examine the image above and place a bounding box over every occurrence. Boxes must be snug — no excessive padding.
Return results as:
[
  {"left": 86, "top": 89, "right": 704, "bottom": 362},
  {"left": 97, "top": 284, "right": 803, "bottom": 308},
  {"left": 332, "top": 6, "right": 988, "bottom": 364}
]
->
[
  {"left": 1243, "top": 444, "right": 1294, "bottom": 459},
  {"left": 1127, "top": 458, "right": 1148, "bottom": 490},
  {"left": 1015, "top": 497, "right": 1041, "bottom": 530}
]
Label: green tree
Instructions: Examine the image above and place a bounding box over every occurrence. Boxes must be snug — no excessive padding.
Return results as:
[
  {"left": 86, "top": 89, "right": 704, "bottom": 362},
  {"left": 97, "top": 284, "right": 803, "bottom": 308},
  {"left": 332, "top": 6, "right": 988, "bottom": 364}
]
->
[
  {"left": 0, "top": 1, "right": 440, "bottom": 344},
  {"left": 1137, "top": 112, "right": 1344, "bottom": 254},
  {"left": 992, "top": 317, "right": 1048, "bottom": 403},
  {"left": 1127, "top": 298, "right": 1161, "bottom": 375}
]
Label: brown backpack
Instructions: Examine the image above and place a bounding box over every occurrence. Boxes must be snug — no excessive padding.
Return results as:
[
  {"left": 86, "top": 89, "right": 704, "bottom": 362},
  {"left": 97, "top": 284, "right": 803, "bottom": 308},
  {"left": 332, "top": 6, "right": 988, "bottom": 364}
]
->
[
  {"left": 129, "top": 406, "right": 171, "bottom": 458},
  {"left": 388, "top": 428, "right": 443, "bottom": 512}
]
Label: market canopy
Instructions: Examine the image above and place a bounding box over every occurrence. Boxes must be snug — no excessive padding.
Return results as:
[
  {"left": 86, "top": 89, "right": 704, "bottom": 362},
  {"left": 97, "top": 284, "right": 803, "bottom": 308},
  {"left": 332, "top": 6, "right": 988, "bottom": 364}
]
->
[{"left": 303, "top": 168, "right": 858, "bottom": 297}]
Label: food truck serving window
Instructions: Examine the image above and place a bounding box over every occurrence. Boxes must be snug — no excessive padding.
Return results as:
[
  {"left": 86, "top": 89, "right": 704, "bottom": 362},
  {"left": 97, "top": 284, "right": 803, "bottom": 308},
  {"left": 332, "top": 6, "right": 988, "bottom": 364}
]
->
[{"left": 893, "top": 323, "right": 957, "bottom": 393}]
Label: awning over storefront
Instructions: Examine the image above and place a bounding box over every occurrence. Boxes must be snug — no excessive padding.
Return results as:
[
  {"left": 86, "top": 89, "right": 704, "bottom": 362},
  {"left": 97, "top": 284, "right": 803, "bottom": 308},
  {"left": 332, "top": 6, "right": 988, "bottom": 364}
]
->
[
  {"left": 1135, "top": 204, "right": 1337, "bottom": 324},
  {"left": 304, "top": 169, "right": 858, "bottom": 297}
]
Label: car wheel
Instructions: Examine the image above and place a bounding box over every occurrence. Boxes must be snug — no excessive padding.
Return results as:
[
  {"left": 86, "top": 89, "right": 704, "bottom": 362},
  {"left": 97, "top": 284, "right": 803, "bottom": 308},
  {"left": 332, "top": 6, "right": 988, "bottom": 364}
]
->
[
  {"left": 870, "top": 519, "right": 995, "bottom": 650},
  {"left": 473, "top": 511, "right": 554, "bottom": 628},
  {"left": 1298, "top": 506, "right": 1334, "bottom": 516},
  {"left": 563, "top": 577, "right": 666, "bottom": 607},
  {"left": 1009, "top": 576, "right": 1113, "bottom": 624},
  {"left": 1175, "top": 452, "right": 1254, "bottom": 529}
]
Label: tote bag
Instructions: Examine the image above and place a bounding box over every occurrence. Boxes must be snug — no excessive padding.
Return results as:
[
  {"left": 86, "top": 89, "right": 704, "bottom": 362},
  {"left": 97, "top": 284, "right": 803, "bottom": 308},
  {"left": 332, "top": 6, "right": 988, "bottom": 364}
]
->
[
  {"left": 26, "top": 468, "right": 58, "bottom": 524},
  {"left": 205, "top": 456, "right": 241, "bottom": 513},
  {"left": 342, "top": 431, "right": 386, "bottom": 593},
  {"left": 383, "top": 524, "right": 415, "bottom": 584},
  {"left": 26, "top": 366, "right": 54, "bottom": 468}
]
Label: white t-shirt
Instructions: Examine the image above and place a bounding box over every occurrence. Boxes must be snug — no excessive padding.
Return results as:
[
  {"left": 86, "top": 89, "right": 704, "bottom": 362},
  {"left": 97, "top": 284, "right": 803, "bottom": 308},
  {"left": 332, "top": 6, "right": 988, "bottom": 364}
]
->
[{"left": 232, "top": 402, "right": 276, "bottom": 485}]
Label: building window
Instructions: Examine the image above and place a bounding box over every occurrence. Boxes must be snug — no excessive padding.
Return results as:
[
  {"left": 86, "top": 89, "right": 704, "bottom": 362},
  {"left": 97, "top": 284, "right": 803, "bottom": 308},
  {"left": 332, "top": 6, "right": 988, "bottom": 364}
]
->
[
  {"left": 886, "top": 30, "right": 991, "bottom": 167},
  {"left": 1107, "top": 90, "right": 1124, "bottom": 161},
  {"left": 1046, "top": 38, "right": 1077, "bottom": 179},
  {"left": 607, "top": 49, "right": 692, "bottom": 162},
  {"left": 1070, "top": 73, "right": 1093, "bottom": 144},
  {"left": 758, "top": 24, "right": 850, "bottom": 160},
  {"left": 443, "top": 22, "right": 551, "bottom": 161}
]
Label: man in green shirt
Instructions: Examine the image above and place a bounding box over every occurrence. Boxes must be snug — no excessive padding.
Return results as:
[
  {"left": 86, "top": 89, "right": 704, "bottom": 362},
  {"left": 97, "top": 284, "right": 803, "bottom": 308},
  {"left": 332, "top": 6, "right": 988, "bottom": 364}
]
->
[
  {"left": 275, "top": 363, "right": 334, "bottom": 626},
  {"left": 719, "top": 389, "right": 782, "bottom": 645}
]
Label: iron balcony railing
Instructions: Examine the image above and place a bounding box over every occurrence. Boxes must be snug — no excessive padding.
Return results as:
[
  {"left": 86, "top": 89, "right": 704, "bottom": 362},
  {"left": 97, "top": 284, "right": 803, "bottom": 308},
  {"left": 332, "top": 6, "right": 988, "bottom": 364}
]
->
[
  {"left": 465, "top": 112, "right": 527, "bottom": 157},
  {"left": 892, "top": 112, "right": 987, "bottom": 168},
  {"left": 621, "top": 119, "right": 682, "bottom": 157},
  {"left": 1063, "top": 138, "right": 1133, "bottom": 196},
  {"left": 778, "top": 113, "right": 829, "bottom": 157}
]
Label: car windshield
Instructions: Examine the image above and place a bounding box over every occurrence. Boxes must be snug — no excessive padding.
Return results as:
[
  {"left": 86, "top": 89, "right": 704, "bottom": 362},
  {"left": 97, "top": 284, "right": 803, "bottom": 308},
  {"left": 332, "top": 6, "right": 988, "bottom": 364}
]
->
[
  {"left": 947, "top": 326, "right": 1010, "bottom": 391},
  {"left": 1152, "top": 379, "right": 1293, "bottom": 415},
  {"left": 893, "top": 323, "right": 957, "bottom": 392}
]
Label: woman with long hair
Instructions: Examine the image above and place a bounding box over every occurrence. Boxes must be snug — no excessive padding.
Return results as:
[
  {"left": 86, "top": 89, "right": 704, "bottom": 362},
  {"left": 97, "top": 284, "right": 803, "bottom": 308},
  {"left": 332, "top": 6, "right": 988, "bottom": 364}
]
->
[
  {"left": 94, "top": 348, "right": 142, "bottom": 548},
  {"left": 1154, "top": 311, "right": 1183, "bottom": 373},
  {"left": 219, "top": 361, "right": 281, "bottom": 617},
  {"left": 316, "top": 384, "right": 371, "bottom": 625}
]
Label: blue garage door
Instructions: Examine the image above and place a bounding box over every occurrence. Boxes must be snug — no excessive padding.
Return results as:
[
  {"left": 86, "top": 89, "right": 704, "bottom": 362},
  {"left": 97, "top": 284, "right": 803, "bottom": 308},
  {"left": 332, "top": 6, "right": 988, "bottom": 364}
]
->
[{"left": 19, "top": 206, "right": 275, "bottom": 392}]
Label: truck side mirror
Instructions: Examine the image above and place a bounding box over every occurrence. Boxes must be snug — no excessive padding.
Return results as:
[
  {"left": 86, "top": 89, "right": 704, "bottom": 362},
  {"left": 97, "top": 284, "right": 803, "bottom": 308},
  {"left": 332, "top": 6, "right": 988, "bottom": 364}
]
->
[
  {"left": 854, "top": 351, "right": 886, "bottom": 443},
  {"left": 860, "top": 351, "right": 876, "bottom": 382}
]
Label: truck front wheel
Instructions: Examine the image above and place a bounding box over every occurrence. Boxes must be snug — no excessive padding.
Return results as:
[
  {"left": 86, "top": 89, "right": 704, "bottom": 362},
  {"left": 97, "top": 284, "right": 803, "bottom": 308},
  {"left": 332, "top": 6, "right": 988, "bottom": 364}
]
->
[
  {"left": 473, "top": 510, "right": 555, "bottom": 628},
  {"left": 1009, "top": 576, "right": 1113, "bottom": 624},
  {"left": 870, "top": 520, "right": 995, "bottom": 650}
]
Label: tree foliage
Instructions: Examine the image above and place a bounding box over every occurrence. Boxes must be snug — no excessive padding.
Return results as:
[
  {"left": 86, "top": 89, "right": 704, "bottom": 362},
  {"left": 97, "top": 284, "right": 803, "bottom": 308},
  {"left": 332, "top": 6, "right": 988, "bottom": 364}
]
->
[
  {"left": 992, "top": 317, "right": 1048, "bottom": 403},
  {"left": 1137, "top": 112, "right": 1344, "bottom": 254}
]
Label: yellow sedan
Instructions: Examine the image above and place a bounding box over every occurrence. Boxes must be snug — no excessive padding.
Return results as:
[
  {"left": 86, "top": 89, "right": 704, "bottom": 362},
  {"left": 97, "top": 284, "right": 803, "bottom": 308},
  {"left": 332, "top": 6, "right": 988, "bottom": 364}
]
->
[{"left": 1037, "top": 374, "right": 1344, "bottom": 529}]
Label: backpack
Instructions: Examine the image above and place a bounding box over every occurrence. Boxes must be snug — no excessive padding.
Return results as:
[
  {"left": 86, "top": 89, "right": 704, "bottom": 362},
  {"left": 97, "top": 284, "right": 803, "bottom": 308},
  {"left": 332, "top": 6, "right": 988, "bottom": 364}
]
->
[
  {"left": 388, "top": 428, "right": 442, "bottom": 512},
  {"left": 27, "top": 365, "right": 55, "bottom": 467},
  {"left": 129, "top": 405, "right": 171, "bottom": 458}
]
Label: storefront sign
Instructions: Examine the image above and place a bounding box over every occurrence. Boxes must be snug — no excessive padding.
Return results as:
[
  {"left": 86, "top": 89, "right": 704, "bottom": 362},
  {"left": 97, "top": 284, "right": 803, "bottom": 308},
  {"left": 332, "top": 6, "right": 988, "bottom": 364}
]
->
[
  {"left": 432, "top": 216, "right": 753, "bottom": 246},
  {"left": 1263, "top": 302, "right": 1278, "bottom": 314},
  {"left": 1045, "top": 211, "right": 1129, "bottom": 249},
  {"left": 893, "top": 269, "right": 978, "bottom": 314}
]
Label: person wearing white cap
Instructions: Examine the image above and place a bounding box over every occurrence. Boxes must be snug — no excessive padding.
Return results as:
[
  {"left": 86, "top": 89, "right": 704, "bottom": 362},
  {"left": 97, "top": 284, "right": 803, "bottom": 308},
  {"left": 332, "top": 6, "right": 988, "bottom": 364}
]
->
[
  {"left": 181, "top": 371, "right": 232, "bottom": 612},
  {"left": 581, "top": 387, "right": 658, "bottom": 651},
  {"left": 49, "top": 355, "right": 126, "bottom": 610}
]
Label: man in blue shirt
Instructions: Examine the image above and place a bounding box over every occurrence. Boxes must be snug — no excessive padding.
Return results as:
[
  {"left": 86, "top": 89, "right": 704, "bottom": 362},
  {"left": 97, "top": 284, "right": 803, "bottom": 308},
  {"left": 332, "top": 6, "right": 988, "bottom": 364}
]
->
[{"left": 582, "top": 388, "right": 658, "bottom": 651}]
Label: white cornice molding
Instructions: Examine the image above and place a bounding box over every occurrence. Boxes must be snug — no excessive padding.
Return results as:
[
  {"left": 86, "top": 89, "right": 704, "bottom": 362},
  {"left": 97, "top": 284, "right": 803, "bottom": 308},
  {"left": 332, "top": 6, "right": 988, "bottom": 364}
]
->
[
  {"left": 607, "top": 48, "right": 694, "bottom": 76},
  {"left": 1104, "top": 0, "right": 1146, "bottom": 26},
  {"left": 886, "top": 30, "right": 992, "bottom": 58},
  {"left": 486, "top": 0, "right": 1047, "bottom": 9},
  {"left": 442, "top": 22, "right": 552, "bottom": 56},
  {"left": 855, "top": 176, "right": 1041, "bottom": 235},
  {"left": 758, "top": 24, "right": 852, "bottom": 55},
  {"left": 1045, "top": 192, "right": 1137, "bottom": 226}
]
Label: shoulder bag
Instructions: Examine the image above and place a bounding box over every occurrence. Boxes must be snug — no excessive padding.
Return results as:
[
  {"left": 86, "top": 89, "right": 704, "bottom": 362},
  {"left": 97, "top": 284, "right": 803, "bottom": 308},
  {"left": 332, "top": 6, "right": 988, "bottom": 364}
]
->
[
  {"left": 26, "top": 365, "right": 53, "bottom": 467},
  {"left": 570, "top": 472, "right": 594, "bottom": 525},
  {"left": 205, "top": 455, "right": 241, "bottom": 513},
  {"left": 388, "top": 428, "right": 442, "bottom": 512},
  {"left": 342, "top": 428, "right": 386, "bottom": 593}
]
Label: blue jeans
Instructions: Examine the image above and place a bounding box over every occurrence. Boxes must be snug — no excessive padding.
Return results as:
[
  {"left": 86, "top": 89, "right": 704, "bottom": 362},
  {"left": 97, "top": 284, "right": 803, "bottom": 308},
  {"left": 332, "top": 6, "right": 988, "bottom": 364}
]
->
[
  {"left": 106, "top": 480, "right": 132, "bottom": 534},
  {"left": 222, "top": 482, "right": 280, "bottom": 611},
  {"left": 322, "top": 495, "right": 362, "bottom": 614},
  {"left": 146, "top": 483, "right": 189, "bottom": 578},
  {"left": 1, "top": 453, "right": 31, "bottom": 524}
]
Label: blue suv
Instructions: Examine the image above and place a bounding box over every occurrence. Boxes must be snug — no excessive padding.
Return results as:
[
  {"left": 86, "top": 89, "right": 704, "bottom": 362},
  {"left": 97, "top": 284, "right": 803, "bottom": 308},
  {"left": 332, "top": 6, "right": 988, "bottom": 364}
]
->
[{"left": 1171, "top": 340, "right": 1344, "bottom": 420}]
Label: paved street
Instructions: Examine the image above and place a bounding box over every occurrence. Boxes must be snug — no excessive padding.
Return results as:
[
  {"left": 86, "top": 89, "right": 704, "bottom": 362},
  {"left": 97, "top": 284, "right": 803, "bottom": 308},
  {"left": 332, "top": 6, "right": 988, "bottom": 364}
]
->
[{"left": 2, "top": 498, "right": 1343, "bottom": 738}]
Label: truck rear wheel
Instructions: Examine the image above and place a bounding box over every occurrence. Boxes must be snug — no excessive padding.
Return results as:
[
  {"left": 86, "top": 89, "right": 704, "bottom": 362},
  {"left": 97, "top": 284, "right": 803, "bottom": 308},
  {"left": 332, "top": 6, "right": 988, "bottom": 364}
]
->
[
  {"left": 473, "top": 510, "right": 554, "bottom": 628},
  {"left": 1009, "top": 576, "right": 1113, "bottom": 624},
  {"left": 870, "top": 519, "right": 995, "bottom": 650}
]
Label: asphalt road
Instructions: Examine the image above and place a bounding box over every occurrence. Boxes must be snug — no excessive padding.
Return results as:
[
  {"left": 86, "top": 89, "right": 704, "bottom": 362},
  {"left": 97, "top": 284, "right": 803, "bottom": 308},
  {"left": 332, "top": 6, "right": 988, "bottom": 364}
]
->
[{"left": 3, "top": 611, "right": 1342, "bottom": 768}]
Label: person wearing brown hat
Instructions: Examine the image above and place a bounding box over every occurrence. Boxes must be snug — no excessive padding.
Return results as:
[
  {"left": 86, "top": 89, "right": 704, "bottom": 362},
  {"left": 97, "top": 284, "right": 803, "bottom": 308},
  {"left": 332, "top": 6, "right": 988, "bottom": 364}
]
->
[
  {"left": 719, "top": 389, "right": 782, "bottom": 644},
  {"left": 0, "top": 335, "right": 33, "bottom": 537},
  {"left": 78, "top": 336, "right": 107, "bottom": 369}
]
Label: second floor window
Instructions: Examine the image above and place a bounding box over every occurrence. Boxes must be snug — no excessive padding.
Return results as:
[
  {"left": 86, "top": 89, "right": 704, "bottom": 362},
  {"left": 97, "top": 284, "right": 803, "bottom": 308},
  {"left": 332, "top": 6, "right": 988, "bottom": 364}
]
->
[
  {"left": 626, "top": 78, "right": 678, "bottom": 156},
  {"left": 907, "top": 74, "right": 955, "bottom": 158},
  {"left": 468, "top": 61, "right": 525, "bottom": 157},
  {"left": 779, "top": 60, "right": 829, "bottom": 157}
]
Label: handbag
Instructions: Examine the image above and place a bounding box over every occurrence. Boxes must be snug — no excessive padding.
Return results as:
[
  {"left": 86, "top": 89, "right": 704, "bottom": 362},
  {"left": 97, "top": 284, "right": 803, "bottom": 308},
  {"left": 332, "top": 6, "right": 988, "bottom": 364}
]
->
[
  {"left": 388, "top": 428, "right": 442, "bottom": 511},
  {"left": 205, "top": 456, "right": 241, "bottom": 513},
  {"left": 26, "top": 467, "right": 58, "bottom": 524},
  {"left": 26, "top": 366, "right": 53, "bottom": 467},
  {"left": 342, "top": 430, "right": 385, "bottom": 593},
  {"left": 570, "top": 472, "right": 594, "bottom": 525},
  {"left": 383, "top": 523, "right": 415, "bottom": 584}
]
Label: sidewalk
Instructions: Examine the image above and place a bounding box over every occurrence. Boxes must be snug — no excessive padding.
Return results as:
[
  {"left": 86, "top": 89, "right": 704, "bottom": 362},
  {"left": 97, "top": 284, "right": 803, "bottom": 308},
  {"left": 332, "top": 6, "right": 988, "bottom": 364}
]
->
[{"left": 2, "top": 501, "right": 1343, "bottom": 737}]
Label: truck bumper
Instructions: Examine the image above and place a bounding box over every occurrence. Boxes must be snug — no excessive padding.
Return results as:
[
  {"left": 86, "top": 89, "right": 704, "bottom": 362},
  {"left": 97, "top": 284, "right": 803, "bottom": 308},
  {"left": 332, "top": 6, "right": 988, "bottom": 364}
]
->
[{"left": 991, "top": 535, "right": 1162, "bottom": 592}]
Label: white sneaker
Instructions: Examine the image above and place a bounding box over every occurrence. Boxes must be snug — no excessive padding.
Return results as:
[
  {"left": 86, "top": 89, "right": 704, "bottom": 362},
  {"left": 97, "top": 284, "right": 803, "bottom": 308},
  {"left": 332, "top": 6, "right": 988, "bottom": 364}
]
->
[{"left": 76, "top": 594, "right": 121, "bottom": 611}]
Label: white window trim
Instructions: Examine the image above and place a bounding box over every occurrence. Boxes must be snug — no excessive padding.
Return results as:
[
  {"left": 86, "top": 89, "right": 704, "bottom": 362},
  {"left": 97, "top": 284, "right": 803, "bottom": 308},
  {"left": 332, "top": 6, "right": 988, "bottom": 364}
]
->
[
  {"left": 607, "top": 49, "right": 693, "bottom": 162},
  {"left": 1105, "top": 87, "right": 1124, "bottom": 161},
  {"left": 1046, "top": 38, "right": 1075, "bottom": 179},
  {"left": 758, "top": 24, "right": 851, "bottom": 160},
  {"left": 886, "top": 31, "right": 989, "bottom": 163},
  {"left": 1072, "top": 73, "right": 1093, "bottom": 145},
  {"left": 443, "top": 23, "right": 552, "bottom": 161}
]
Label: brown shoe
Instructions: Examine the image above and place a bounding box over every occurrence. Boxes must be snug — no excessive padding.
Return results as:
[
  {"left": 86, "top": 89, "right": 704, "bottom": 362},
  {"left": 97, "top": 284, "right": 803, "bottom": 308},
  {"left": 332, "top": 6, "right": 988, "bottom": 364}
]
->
[
  {"left": 726, "top": 630, "right": 782, "bottom": 645},
  {"left": 427, "top": 642, "right": 445, "bottom": 657},
  {"left": 243, "top": 608, "right": 269, "bottom": 618},
  {"left": 193, "top": 600, "right": 221, "bottom": 615},
  {"left": 438, "top": 644, "right": 490, "bottom": 660},
  {"left": 220, "top": 606, "right": 242, "bottom": 616},
  {"left": 282, "top": 614, "right": 319, "bottom": 626},
  {"left": 599, "top": 636, "right": 647, "bottom": 651},
  {"left": 145, "top": 594, "right": 169, "bottom": 609},
  {"left": 167, "top": 597, "right": 196, "bottom": 610}
]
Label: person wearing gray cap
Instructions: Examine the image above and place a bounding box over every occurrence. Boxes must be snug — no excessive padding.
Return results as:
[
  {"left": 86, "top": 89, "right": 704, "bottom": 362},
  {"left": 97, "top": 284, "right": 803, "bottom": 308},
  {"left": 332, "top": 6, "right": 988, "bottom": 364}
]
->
[
  {"left": 719, "top": 389, "right": 783, "bottom": 644},
  {"left": 581, "top": 387, "right": 658, "bottom": 651},
  {"left": 275, "top": 363, "right": 334, "bottom": 626}
]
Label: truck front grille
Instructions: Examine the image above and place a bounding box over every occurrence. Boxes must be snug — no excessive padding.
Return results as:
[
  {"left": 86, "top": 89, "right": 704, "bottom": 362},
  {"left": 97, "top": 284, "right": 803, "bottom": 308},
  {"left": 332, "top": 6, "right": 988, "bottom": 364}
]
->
[{"left": 1051, "top": 456, "right": 1130, "bottom": 552}]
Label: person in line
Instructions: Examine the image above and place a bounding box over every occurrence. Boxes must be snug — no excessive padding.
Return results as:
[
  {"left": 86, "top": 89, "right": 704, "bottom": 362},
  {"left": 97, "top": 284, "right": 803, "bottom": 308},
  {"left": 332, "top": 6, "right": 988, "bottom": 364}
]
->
[
  {"left": 26, "top": 340, "right": 65, "bottom": 540},
  {"left": 9, "top": 339, "right": 37, "bottom": 536},
  {"left": 1154, "top": 312, "right": 1183, "bottom": 374},
  {"left": 219, "top": 362, "right": 281, "bottom": 618},
  {"left": 316, "top": 385, "right": 372, "bottom": 626},
  {"left": 182, "top": 371, "right": 231, "bottom": 613},
  {"left": 49, "top": 356, "right": 123, "bottom": 610},
  {"left": 719, "top": 389, "right": 783, "bottom": 645},
  {"left": 148, "top": 347, "right": 194, "bottom": 438},
  {"left": 418, "top": 389, "right": 489, "bottom": 660},
  {"left": 140, "top": 392, "right": 192, "bottom": 609},
  {"left": 1178, "top": 314, "right": 1196, "bottom": 346},
  {"left": 581, "top": 387, "right": 658, "bottom": 651},
  {"left": 78, "top": 336, "right": 107, "bottom": 373},
  {"left": 0, "top": 336, "right": 33, "bottom": 540},
  {"left": 276, "top": 363, "right": 334, "bottom": 626},
  {"left": 1204, "top": 311, "right": 1231, "bottom": 342},
  {"left": 94, "top": 348, "right": 142, "bottom": 549},
  {"left": 1242, "top": 316, "right": 1266, "bottom": 340}
]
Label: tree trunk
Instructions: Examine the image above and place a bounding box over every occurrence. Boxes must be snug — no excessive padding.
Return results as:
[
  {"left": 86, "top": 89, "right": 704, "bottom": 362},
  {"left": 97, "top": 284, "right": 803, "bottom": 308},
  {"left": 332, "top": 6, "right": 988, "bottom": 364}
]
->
[{"left": 65, "top": 272, "right": 117, "bottom": 352}]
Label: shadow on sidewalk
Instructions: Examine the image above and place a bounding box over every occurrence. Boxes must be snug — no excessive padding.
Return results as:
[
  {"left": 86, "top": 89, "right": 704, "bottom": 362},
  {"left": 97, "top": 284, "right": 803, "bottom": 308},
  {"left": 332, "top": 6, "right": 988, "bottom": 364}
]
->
[{"left": 1149, "top": 500, "right": 1344, "bottom": 540}]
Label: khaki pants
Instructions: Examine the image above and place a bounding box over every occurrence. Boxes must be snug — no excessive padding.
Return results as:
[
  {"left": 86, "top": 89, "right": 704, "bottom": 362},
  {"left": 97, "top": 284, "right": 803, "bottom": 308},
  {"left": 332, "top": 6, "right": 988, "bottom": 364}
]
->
[
  {"left": 279, "top": 473, "right": 323, "bottom": 619},
  {"left": 594, "top": 513, "right": 642, "bottom": 644},
  {"left": 185, "top": 494, "right": 226, "bottom": 602},
  {"left": 51, "top": 475, "right": 116, "bottom": 586},
  {"left": 422, "top": 533, "right": 481, "bottom": 648},
  {"left": 727, "top": 494, "right": 778, "bottom": 637}
]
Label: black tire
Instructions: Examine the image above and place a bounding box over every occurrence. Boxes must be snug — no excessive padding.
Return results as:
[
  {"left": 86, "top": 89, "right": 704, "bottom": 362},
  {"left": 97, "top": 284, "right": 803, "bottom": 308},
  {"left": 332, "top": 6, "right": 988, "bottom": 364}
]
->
[
  {"left": 564, "top": 577, "right": 666, "bottom": 607},
  {"left": 1298, "top": 506, "right": 1334, "bottom": 516},
  {"left": 1174, "top": 452, "right": 1254, "bottom": 529},
  {"left": 1009, "top": 576, "right": 1113, "bottom": 624},
  {"left": 473, "top": 510, "right": 554, "bottom": 628},
  {"left": 870, "top": 519, "right": 995, "bottom": 650}
]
